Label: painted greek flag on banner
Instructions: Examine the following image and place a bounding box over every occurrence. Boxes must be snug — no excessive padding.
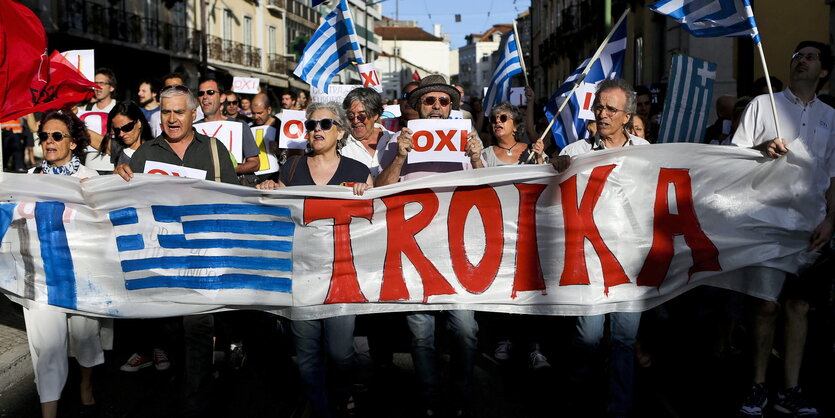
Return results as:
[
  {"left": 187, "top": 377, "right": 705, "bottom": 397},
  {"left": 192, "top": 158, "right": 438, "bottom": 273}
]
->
[
  {"left": 294, "top": 0, "right": 363, "bottom": 93},
  {"left": 658, "top": 55, "right": 717, "bottom": 143},
  {"left": 109, "top": 204, "right": 294, "bottom": 292},
  {"left": 544, "top": 17, "right": 627, "bottom": 149},
  {"left": 482, "top": 32, "right": 523, "bottom": 114},
  {"left": 649, "top": 0, "right": 760, "bottom": 44}
]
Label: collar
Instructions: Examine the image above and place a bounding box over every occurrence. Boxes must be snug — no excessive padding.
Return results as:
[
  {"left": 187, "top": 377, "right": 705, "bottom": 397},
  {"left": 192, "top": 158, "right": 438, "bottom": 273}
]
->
[
  {"left": 591, "top": 132, "right": 636, "bottom": 151},
  {"left": 783, "top": 88, "right": 818, "bottom": 106},
  {"left": 153, "top": 129, "right": 203, "bottom": 148}
]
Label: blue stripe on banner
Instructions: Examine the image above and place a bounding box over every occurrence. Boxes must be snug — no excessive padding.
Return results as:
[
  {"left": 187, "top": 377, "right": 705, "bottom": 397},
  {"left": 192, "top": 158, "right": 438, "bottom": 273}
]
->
[
  {"left": 35, "top": 202, "right": 76, "bottom": 309},
  {"left": 121, "top": 256, "right": 292, "bottom": 272},
  {"left": 0, "top": 203, "right": 16, "bottom": 240},
  {"left": 109, "top": 208, "right": 139, "bottom": 226},
  {"left": 152, "top": 204, "right": 291, "bottom": 223},
  {"left": 157, "top": 234, "right": 293, "bottom": 252},
  {"left": 116, "top": 234, "right": 145, "bottom": 251},
  {"left": 125, "top": 274, "right": 292, "bottom": 292},
  {"left": 182, "top": 219, "right": 294, "bottom": 236}
]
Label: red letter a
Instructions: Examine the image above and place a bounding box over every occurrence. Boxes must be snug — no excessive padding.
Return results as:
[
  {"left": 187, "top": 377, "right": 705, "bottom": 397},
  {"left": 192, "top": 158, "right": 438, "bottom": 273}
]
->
[
  {"left": 637, "top": 168, "right": 721, "bottom": 288},
  {"left": 304, "top": 198, "right": 374, "bottom": 304},
  {"left": 559, "top": 164, "right": 629, "bottom": 294}
]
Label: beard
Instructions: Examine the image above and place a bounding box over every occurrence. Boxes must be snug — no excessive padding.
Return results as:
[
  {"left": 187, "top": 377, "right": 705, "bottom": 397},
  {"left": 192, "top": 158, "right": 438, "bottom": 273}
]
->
[{"left": 139, "top": 98, "right": 153, "bottom": 107}]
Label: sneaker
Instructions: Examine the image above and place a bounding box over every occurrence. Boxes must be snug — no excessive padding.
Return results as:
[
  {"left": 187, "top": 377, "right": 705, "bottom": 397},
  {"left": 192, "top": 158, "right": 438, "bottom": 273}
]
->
[
  {"left": 739, "top": 383, "right": 768, "bottom": 417},
  {"left": 229, "top": 342, "right": 246, "bottom": 370},
  {"left": 120, "top": 353, "right": 152, "bottom": 372},
  {"left": 529, "top": 350, "right": 551, "bottom": 369},
  {"left": 153, "top": 349, "right": 170, "bottom": 371},
  {"left": 774, "top": 386, "right": 819, "bottom": 417},
  {"left": 494, "top": 340, "right": 512, "bottom": 361}
]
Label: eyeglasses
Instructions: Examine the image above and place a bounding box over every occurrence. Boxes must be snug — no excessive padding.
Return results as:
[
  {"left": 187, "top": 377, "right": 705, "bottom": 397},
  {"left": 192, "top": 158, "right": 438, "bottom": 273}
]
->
[
  {"left": 490, "top": 114, "right": 510, "bottom": 124},
  {"left": 197, "top": 89, "right": 217, "bottom": 97},
  {"left": 592, "top": 104, "right": 625, "bottom": 115},
  {"left": 347, "top": 113, "right": 368, "bottom": 123},
  {"left": 792, "top": 52, "right": 820, "bottom": 62},
  {"left": 113, "top": 119, "right": 137, "bottom": 136},
  {"left": 161, "top": 84, "right": 190, "bottom": 93},
  {"left": 37, "top": 131, "right": 70, "bottom": 142},
  {"left": 304, "top": 119, "right": 341, "bottom": 131},
  {"left": 421, "top": 96, "right": 451, "bottom": 107},
  {"left": 95, "top": 81, "right": 111, "bottom": 86},
  {"left": 225, "top": 100, "right": 239, "bottom": 106}
]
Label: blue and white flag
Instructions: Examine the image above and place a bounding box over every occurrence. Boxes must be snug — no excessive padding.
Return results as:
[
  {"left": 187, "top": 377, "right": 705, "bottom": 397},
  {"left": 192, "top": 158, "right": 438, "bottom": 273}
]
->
[
  {"left": 482, "top": 32, "right": 523, "bottom": 114},
  {"left": 294, "top": 0, "right": 363, "bottom": 93},
  {"left": 657, "top": 55, "right": 717, "bottom": 143},
  {"left": 544, "top": 17, "right": 627, "bottom": 149},
  {"left": 649, "top": 0, "right": 760, "bottom": 44}
]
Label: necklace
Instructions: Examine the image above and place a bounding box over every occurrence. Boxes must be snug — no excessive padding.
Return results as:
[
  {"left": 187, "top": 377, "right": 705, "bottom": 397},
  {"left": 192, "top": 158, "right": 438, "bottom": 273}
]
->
[{"left": 496, "top": 141, "right": 517, "bottom": 156}]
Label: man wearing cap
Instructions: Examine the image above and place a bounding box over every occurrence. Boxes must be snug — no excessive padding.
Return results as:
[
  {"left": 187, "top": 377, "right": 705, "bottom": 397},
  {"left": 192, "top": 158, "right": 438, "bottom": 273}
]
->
[{"left": 374, "top": 74, "right": 482, "bottom": 417}]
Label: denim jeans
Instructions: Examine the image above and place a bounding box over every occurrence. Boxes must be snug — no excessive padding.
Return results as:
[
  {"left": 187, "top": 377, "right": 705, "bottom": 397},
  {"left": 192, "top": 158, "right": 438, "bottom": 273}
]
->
[
  {"left": 406, "top": 310, "right": 478, "bottom": 407},
  {"left": 292, "top": 315, "right": 356, "bottom": 418},
  {"left": 573, "top": 312, "right": 641, "bottom": 416}
]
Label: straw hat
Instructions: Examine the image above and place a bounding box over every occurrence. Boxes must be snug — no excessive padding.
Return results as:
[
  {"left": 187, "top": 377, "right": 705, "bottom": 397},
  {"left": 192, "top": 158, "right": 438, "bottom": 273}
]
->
[{"left": 407, "top": 74, "right": 461, "bottom": 111}]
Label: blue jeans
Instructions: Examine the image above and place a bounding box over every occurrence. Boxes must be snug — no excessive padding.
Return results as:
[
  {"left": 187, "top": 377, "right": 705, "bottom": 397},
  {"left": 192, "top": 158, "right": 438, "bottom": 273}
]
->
[
  {"left": 292, "top": 315, "right": 356, "bottom": 418},
  {"left": 406, "top": 310, "right": 479, "bottom": 407},
  {"left": 573, "top": 312, "right": 641, "bottom": 416}
]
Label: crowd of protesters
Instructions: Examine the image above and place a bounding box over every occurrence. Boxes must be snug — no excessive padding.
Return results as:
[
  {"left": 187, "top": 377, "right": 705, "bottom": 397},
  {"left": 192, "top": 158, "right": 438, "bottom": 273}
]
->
[{"left": 3, "top": 39, "right": 835, "bottom": 418}]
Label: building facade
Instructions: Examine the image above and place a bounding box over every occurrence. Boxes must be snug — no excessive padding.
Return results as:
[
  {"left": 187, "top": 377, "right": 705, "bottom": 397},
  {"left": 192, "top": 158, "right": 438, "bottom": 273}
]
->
[{"left": 458, "top": 24, "right": 513, "bottom": 99}]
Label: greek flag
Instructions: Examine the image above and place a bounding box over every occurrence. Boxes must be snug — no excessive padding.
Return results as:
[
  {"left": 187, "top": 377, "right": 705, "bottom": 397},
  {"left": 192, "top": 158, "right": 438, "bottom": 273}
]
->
[
  {"left": 294, "top": 0, "right": 363, "bottom": 93},
  {"left": 657, "top": 55, "right": 717, "bottom": 143},
  {"left": 544, "top": 17, "right": 627, "bottom": 149},
  {"left": 482, "top": 32, "right": 523, "bottom": 114},
  {"left": 649, "top": 0, "right": 760, "bottom": 44},
  {"left": 109, "top": 204, "right": 294, "bottom": 293}
]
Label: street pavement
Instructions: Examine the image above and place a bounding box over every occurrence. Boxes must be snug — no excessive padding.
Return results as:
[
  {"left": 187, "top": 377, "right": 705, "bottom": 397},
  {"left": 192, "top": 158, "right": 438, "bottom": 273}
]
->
[{"left": 0, "top": 289, "right": 833, "bottom": 418}]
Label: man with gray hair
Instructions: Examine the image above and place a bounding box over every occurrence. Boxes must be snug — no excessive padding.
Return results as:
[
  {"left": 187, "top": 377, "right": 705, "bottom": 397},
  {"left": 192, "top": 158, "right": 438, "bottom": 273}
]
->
[{"left": 553, "top": 78, "right": 648, "bottom": 418}]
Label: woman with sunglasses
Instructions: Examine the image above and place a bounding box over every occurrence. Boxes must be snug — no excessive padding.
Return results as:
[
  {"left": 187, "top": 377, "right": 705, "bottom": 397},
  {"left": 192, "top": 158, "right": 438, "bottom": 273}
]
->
[
  {"left": 340, "top": 87, "right": 397, "bottom": 178},
  {"left": 26, "top": 110, "right": 108, "bottom": 418},
  {"left": 257, "top": 102, "right": 370, "bottom": 417},
  {"left": 483, "top": 102, "right": 546, "bottom": 166},
  {"left": 100, "top": 101, "right": 154, "bottom": 167}
]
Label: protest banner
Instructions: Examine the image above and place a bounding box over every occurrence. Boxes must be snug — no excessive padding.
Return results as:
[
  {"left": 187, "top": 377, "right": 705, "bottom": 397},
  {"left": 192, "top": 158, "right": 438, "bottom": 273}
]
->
[
  {"left": 143, "top": 161, "right": 207, "bottom": 179},
  {"left": 232, "top": 77, "right": 260, "bottom": 94},
  {"left": 252, "top": 125, "right": 279, "bottom": 174},
  {"left": 406, "top": 119, "right": 471, "bottom": 164},
  {"left": 0, "top": 143, "right": 822, "bottom": 320},
  {"left": 510, "top": 87, "right": 527, "bottom": 106},
  {"left": 193, "top": 120, "right": 245, "bottom": 163},
  {"left": 61, "top": 50, "right": 95, "bottom": 81},
  {"left": 278, "top": 110, "right": 308, "bottom": 150},
  {"left": 311, "top": 85, "right": 361, "bottom": 104},
  {"left": 357, "top": 63, "right": 384, "bottom": 93}
]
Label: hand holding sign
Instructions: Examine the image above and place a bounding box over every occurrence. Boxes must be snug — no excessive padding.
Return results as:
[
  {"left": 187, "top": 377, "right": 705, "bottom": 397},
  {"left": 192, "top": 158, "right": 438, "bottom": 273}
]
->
[{"left": 406, "top": 119, "right": 472, "bottom": 164}]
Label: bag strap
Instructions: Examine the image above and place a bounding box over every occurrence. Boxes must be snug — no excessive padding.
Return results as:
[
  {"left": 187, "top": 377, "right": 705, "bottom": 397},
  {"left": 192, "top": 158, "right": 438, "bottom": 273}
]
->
[
  {"left": 285, "top": 155, "right": 302, "bottom": 185},
  {"left": 209, "top": 136, "right": 221, "bottom": 182}
]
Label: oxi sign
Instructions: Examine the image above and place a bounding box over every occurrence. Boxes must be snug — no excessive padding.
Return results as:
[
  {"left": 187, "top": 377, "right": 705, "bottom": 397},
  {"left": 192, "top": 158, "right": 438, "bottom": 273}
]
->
[
  {"left": 279, "top": 110, "right": 308, "bottom": 149},
  {"left": 407, "top": 119, "right": 471, "bottom": 164}
]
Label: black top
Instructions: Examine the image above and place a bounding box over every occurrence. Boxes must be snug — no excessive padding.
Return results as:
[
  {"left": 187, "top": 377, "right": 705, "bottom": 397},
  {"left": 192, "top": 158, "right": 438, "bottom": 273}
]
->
[
  {"left": 280, "top": 155, "right": 370, "bottom": 186},
  {"left": 128, "top": 130, "right": 239, "bottom": 184}
]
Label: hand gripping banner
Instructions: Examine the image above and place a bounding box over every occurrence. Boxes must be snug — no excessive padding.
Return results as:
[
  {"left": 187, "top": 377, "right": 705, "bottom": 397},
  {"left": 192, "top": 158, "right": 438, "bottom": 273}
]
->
[{"left": 0, "top": 143, "right": 824, "bottom": 319}]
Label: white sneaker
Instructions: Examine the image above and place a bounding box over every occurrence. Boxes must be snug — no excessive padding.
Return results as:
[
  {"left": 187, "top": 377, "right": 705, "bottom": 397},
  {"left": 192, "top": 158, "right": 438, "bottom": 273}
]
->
[
  {"left": 120, "top": 353, "right": 152, "bottom": 372},
  {"left": 494, "top": 340, "right": 512, "bottom": 360},
  {"left": 153, "top": 349, "right": 171, "bottom": 371},
  {"left": 529, "top": 350, "right": 551, "bottom": 369}
]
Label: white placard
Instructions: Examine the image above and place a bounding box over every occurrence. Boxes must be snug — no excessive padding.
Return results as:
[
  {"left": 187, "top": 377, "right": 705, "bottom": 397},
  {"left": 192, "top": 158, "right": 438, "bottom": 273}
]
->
[
  {"left": 143, "top": 161, "right": 207, "bottom": 179},
  {"left": 449, "top": 110, "right": 465, "bottom": 119},
  {"left": 252, "top": 126, "right": 279, "bottom": 175},
  {"left": 193, "top": 121, "right": 244, "bottom": 163},
  {"left": 382, "top": 105, "right": 401, "bottom": 118},
  {"left": 510, "top": 87, "right": 527, "bottom": 106},
  {"left": 357, "top": 63, "right": 383, "bottom": 93},
  {"left": 278, "top": 110, "right": 308, "bottom": 150},
  {"left": 406, "top": 119, "right": 471, "bottom": 164},
  {"left": 311, "top": 84, "right": 361, "bottom": 105},
  {"left": 576, "top": 82, "right": 598, "bottom": 121},
  {"left": 232, "top": 77, "right": 260, "bottom": 94},
  {"left": 61, "top": 49, "right": 95, "bottom": 81}
]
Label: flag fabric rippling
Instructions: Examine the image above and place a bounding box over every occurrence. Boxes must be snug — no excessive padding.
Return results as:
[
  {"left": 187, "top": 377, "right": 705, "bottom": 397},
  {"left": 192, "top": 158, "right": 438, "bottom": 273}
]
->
[
  {"left": 482, "top": 32, "right": 523, "bottom": 114},
  {"left": 657, "top": 55, "right": 717, "bottom": 143},
  {"left": 294, "top": 0, "right": 362, "bottom": 93},
  {"left": 649, "top": 0, "right": 760, "bottom": 44}
]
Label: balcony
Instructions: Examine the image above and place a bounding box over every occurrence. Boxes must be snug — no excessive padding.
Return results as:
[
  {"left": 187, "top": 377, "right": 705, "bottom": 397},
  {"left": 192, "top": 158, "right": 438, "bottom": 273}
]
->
[
  {"left": 268, "top": 54, "right": 297, "bottom": 75},
  {"left": 266, "top": 0, "right": 286, "bottom": 13},
  {"left": 207, "top": 35, "right": 263, "bottom": 69}
]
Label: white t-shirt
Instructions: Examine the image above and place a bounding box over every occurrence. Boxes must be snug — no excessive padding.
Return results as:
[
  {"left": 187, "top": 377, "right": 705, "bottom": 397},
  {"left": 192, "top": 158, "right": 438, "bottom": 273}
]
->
[
  {"left": 76, "top": 100, "right": 116, "bottom": 172},
  {"left": 340, "top": 126, "right": 396, "bottom": 178}
]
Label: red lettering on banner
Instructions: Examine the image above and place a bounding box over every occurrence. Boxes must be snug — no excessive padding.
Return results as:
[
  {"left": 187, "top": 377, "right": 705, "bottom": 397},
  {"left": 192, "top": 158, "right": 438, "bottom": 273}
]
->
[
  {"left": 361, "top": 70, "right": 380, "bottom": 87},
  {"left": 283, "top": 120, "right": 304, "bottom": 139},
  {"left": 637, "top": 168, "right": 721, "bottom": 287},
  {"left": 512, "top": 184, "right": 547, "bottom": 297},
  {"left": 304, "top": 198, "right": 374, "bottom": 304},
  {"left": 435, "top": 130, "right": 457, "bottom": 151},
  {"left": 412, "top": 131, "right": 433, "bottom": 152},
  {"left": 380, "top": 190, "right": 455, "bottom": 302},
  {"left": 559, "top": 164, "right": 629, "bottom": 294},
  {"left": 447, "top": 186, "right": 503, "bottom": 294}
]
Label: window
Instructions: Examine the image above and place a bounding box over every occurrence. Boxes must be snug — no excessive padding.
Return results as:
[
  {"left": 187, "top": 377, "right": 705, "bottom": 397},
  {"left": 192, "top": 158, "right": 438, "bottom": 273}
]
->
[
  {"left": 223, "top": 9, "right": 233, "bottom": 41},
  {"left": 243, "top": 16, "right": 252, "bottom": 46},
  {"left": 268, "top": 25, "right": 277, "bottom": 55}
]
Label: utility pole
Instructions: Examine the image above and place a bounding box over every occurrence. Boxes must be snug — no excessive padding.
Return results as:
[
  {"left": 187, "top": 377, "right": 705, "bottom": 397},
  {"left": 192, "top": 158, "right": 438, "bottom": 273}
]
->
[{"left": 200, "top": 0, "right": 208, "bottom": 76}]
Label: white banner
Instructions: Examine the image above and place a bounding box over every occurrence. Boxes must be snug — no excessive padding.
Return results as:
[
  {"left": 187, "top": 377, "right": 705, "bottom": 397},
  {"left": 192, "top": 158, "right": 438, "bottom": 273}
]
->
[
  {"left": 0, "top": 144, "right": 823, "bottom": 319},
  {"left": 232, "top": 77, "right": 260, "bottom": 94},
  {"left": 278, "top": 110, "right": 308, "bottom": 150},
  {"left": 193, "top": 121, "right": 244, "bottom": 163},
  {"left": 407, "top": 119, "right": 471, "bottom": 164},
  {"left": 311, "top": 84, "right": 361, "bottom": 104}
]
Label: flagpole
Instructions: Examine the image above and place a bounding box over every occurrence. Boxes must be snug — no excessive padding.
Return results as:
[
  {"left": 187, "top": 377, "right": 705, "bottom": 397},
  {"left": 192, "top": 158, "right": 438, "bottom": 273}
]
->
[
  {"left": 756, "top": 42, "right": 783, "bottom": 140},
  {"left": 512, "top": 20, "right": 529, "bottom": 87}
]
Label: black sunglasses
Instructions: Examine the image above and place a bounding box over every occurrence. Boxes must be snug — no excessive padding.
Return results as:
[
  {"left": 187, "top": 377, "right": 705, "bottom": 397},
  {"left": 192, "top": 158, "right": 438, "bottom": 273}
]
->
[
  {"left": 198, "top": 89, "right": 217, "bottom": 97},
  {"left": 347, "top": 113, "right": 367, "bottom": 123},
  {"left": 422, "top": 96, "right": 451, "bottom": 107},
  {"left": 225, "top": 100, "right": 239, "bottom": 105},
  {"left": 304, "top": 119, "right": 340, "bottom": 132},
  {"left": 37, "top": 131, "right": 70, "bottom": 142},
  {"left": 490, "top": 114, "right": 510, "bottom": 124},
  {"left": 113, "top": 119, "right": 138, "bottom": 136}
]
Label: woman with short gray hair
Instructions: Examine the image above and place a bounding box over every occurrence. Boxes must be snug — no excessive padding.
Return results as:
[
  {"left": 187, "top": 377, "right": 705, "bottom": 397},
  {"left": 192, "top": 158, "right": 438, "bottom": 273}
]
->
[{"left": 340, "top": 87, "right": 397, "bottom": 177}]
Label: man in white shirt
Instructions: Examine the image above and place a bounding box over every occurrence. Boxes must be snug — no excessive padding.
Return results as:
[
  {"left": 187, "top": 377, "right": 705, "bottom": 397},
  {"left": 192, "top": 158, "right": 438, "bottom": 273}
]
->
[
  {"left": 339, "top": 87, "right": 396, "bottom": 178},
  {"left": 77, "top": 68, "right": 118, "bottom": 173}
]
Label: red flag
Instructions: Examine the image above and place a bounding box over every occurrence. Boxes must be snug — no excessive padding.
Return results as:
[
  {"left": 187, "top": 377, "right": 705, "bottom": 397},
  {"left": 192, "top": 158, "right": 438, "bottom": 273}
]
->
[
  {"left": 412, "top": 70, "right": 421, "bottom": 82},
  {"left": 0, "top": 1, "right": 96, "bottom": 120}
]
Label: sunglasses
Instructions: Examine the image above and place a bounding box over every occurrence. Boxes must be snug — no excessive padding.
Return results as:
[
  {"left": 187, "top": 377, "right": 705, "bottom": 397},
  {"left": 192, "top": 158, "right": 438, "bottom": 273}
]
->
[
  {"left": 113, "top": 119, "right": 137, "bottom": 136},
  {"left": 490, "top": 114, "right": 510, "bottom": 124},
  {"left": 161, "top": 84, "right": 190, "bottom": 93},
  {"left": 197, "top": 89, "right": 217, "bottom": 97},
  {"left": 422, "top": 96, "right": 451, "bottom": 107},
  {"left": 347, "top": 113, "right": 368, "bottom": 123},
  {"left": 304, "top": 119, "right": 340, "bottom": 132},
  {"left": 225, "top": 100, "right": 239, "bottom": 105},
  {"left": 37, "top": 131, "right": 71, "bottom": 142}
]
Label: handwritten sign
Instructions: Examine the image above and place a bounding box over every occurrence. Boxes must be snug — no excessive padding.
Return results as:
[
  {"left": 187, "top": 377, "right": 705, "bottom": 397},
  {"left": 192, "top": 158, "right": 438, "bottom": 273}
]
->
[
  {"left": 510, "top": 87, "right": 527, "bottom": 106},
  {"left": 232, "top": 77, "right": 260, "bottom": 94},
  {"left": 252, "top": 125, "right": 279, "bottom": 174},
  {"left": 61, "top": 49, "right": 95, "bottom": 81},
  {"left": 311, "top": 85, "right": 361, "bottom": 105},
  {"left": 357, "top": 63, "right": 383, "bottom": 93},
  {"left": 406, "top": 119, "right": 471, "bottom": 164},
  {"left": 193, "top": 121, "right": 244, "bottom": 163},
  {"left": 144, "top": 161, "right": 207, "bottom": 179},
  {"left": 278, "top": 110, "right": 308, "bottom": 150}
]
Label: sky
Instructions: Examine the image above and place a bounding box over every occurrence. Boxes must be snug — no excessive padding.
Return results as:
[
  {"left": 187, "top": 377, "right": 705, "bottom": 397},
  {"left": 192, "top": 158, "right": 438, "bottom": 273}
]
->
[{"left": 379, "top": 0, "right": 531, "bottom": 50}]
